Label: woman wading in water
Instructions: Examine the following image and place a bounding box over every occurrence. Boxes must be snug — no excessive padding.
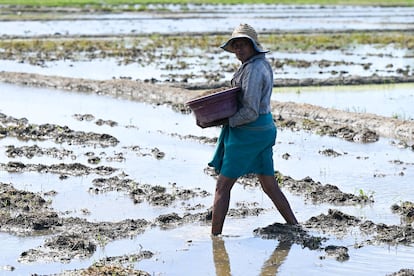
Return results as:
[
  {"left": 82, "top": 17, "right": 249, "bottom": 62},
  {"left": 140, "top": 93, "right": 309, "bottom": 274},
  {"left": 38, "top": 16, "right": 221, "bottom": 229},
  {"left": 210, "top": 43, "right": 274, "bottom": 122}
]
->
[{"left": 206, "top": 24, "right": 298, "bottom": 235}]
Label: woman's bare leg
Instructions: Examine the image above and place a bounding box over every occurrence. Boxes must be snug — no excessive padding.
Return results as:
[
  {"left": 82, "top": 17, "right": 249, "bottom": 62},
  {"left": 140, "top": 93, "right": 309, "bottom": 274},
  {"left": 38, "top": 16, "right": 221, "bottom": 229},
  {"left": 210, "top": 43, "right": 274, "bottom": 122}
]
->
[
  {"left": 211, "top": 174, "right": 237, "bottom": 235},
  {"left": 258, "top": 174, "right": 298, "bottom": 225}
]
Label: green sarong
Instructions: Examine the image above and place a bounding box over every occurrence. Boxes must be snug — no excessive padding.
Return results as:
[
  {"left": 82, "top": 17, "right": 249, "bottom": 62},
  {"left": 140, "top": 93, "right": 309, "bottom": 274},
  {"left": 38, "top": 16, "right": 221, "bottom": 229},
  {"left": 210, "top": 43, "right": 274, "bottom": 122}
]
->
[{"left": 208, "top": 113, "right": 276, "bottom": 178}]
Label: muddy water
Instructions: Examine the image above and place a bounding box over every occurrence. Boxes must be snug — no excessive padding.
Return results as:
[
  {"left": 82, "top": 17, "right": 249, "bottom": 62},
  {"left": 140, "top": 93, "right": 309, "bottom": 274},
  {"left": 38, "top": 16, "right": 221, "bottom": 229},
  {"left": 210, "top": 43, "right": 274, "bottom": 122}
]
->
[
  {"left": 1, "top": 82, "right": 414, "bottom": 275},
  {"left": 1, "top": 5, "right": 413, "bottom": 86},
  {"left": 1, "top": 3, "right": 414, "bottom": 275},
  {"left": 274, "top": 83, "right": 414, "bottom": 119},
  {"left": 1, "top": 45, "right": 412, "bottom": 84},
  {"left": 1, "top": 5, "right": 414, "bottom": 37}
]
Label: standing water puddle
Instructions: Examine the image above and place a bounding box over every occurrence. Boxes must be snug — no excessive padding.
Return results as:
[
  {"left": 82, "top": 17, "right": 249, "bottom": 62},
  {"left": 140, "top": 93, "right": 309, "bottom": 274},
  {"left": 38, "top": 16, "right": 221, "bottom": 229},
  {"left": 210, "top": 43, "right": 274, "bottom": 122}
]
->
[
  {"left": 274, "top": 83, "right": 414, "bottom": 119},
  {"left": 1, "top": 45, "right": 412, "bottom": 83},
  {"left": 0, "top": 82, "right": 413, "bottom": 275}
]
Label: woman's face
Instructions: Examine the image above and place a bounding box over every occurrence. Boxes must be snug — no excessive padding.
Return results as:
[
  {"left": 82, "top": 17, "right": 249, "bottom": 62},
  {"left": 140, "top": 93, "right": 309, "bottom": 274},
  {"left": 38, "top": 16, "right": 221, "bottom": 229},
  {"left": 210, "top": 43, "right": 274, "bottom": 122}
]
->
[{"left": 231, "top": 38, "right": 256, "bottom": 63}]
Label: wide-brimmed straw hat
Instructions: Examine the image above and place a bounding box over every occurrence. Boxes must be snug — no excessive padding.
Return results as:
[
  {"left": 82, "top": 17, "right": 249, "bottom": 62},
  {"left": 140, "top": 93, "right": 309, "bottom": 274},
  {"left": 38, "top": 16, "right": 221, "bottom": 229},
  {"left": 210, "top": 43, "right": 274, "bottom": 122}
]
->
[{"left": 220, "top": 23, "right": 269, "bottom": 53}]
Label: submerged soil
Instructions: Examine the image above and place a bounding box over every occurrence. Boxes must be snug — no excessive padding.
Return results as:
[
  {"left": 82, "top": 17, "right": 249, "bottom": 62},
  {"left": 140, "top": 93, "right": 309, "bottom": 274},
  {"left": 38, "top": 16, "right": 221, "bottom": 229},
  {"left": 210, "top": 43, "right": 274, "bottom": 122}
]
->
[
  {"left": 1, "top": 70, "right": 414, "bottom": 275},
  {"left": 1, "top": 71, "right": 414, "bottom": 145}
]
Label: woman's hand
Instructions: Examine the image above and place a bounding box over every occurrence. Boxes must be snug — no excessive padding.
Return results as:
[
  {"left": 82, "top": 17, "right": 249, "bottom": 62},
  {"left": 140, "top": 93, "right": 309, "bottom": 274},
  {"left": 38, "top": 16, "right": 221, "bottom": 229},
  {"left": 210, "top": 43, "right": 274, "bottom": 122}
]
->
[{"left": 197, "top": 118, "right": 229, "bottom": 128}]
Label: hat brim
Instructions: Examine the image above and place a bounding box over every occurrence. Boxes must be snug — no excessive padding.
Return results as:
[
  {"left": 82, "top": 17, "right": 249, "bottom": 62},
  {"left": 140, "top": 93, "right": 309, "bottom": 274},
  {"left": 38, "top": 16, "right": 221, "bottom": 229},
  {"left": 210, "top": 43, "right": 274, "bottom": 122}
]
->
[{"left": 220, "top": 35, "right": 269, "bottom": 54}]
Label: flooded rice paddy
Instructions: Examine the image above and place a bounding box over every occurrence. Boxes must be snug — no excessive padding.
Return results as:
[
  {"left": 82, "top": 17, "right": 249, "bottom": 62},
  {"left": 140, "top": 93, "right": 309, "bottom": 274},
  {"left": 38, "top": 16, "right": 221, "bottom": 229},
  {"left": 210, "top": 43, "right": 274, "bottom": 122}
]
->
[
  {"left": 274, "top": 84, "right": 414, "bottom": 120},
  {"left": 1, "top": 3, "right": 414, "bottom": 276},
  {"left": 1, "top": 5, "right": 414, "bottom": 36},
  {"left": 1, "top": 5, "right": 414, "bottom": 85},
  {"left": 1, "top": 82, "right": 414, "bottom": 275},
  {"left": 1, "top": 44, "right": 413, "bottom": 85}
]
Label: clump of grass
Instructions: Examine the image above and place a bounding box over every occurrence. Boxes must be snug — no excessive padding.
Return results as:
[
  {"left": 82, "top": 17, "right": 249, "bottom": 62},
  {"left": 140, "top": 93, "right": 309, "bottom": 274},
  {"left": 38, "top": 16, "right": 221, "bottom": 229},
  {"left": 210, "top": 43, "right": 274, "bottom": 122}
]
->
[{"left": 356, "top": 188, "right": 375, "bottom": 201}]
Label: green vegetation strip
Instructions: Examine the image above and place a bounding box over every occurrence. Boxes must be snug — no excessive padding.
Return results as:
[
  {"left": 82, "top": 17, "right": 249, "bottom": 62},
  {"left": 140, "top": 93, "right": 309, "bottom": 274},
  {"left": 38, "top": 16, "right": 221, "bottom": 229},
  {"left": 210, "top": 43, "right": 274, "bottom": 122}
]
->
[
  {"left": 268, "top": 32, "right": 414, "bottom": 51},
  {"left": 1, "top": 32, "right": 413, "bottom": 54},
  {"left": 0, "top": 0, "right": 413, "bottom": 7}
]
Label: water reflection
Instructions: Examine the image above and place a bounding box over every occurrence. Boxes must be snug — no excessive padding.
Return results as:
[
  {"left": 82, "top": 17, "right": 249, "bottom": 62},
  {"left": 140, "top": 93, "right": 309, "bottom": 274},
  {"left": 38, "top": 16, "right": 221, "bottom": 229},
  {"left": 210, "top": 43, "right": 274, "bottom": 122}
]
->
[
  {"left": 212, "top": 237, "right": 231, "bottom": 276},
  {"left": 260, "top": 241, "right": 292, "bottom": 276},
  {"left": 212, "top": 237, "right": 292, "bottom": 276}
]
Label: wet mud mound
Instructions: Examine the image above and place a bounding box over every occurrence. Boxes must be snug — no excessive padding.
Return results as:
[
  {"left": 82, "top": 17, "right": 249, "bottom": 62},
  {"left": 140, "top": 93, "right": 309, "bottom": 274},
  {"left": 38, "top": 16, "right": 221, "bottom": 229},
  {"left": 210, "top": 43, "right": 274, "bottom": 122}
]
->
[
  {"left": 57, "top": 264, "right": 151, "bottom": 276},
  {"left": 254, "top": 223, "right": 326, "bottom": 250},
  {"left": 256, "top": 208, "right": 414, "bottom": 264},
  {"left": 0, "top": 161, "right": 117, "bottom": 176},
  {"left": 254, "top": 223, "right": 351, "bottom": 262},
  {"left": 90, "top": 176, "right": 211, "bottom": 208},
  {"left": 387, "top": 269, "right": 414, "bottom": 276},
  {"left": 278, "top": 174, "right": 374, "bottom": 205},
  {"left": 273, "top": 101, "right": 414, "bottom": 145},
  {"left": 391, "top": 201, "right": 414, "bottom": 224},
  {"left": 1, "top": 188, "right": 149, "bottom": 263},
  {"left": 0, "top": 112, "right": 119, "bottom": 147},
  {"left": 0, "top": 182, "right": 61, "bottom": 234},
  {"left": 19, "top": 217, "right": 149, "bottom": 263},
  {"left": 305, "top": 209, "right": 414, "bottom": 245},
  {"left": 1, "top": 180, "right": 151, "bottom": 263}
]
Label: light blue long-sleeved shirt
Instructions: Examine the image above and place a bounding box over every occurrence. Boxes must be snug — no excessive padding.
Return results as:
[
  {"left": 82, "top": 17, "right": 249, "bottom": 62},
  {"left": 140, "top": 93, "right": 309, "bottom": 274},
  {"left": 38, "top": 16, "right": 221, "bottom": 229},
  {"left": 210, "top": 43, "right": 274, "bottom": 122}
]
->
[{"left": 228, "top": 53, "right": 273, "bottom": 127}]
